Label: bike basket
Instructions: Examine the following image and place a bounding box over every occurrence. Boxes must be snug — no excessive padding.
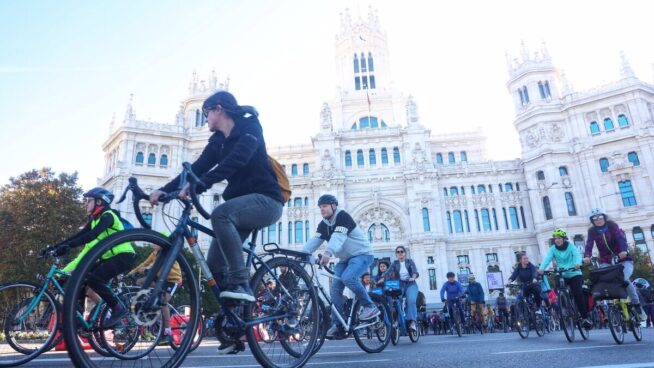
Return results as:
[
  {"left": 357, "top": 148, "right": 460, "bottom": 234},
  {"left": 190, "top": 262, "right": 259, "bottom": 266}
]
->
[
  {"left": 370, "top": 287, "right": 383, "bottom": 296},
  {"left": 384, "top": 280, "right": 401, "bottom": 296},
  {"left": 589, "top": 264, "right": 628, "bottom": 300}
]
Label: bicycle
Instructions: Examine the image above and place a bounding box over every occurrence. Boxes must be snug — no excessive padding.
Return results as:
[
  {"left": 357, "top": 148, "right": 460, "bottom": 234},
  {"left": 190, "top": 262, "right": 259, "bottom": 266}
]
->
[
  {"left": 381, "top": 280, "right": 419, "bottom": 344},
  {"left": 469, "top": 301, "right": 484, "bottom": 334},
  {"left": 61, "top": 164, "right": 320, "bottom": 368},
  {"left": 506, "top": 284, "right": 545, "bottom": 339},
  {"left": 443, "top": 298, "right": 464, "bottom": 337},
  {"left": 542, "top": 268, "right": 590, "bottom": 343}
]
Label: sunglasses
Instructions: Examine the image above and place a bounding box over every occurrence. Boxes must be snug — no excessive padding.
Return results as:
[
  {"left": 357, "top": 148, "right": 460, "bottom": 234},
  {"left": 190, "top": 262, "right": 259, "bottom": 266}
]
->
[
  {"left": 591, "top": 215, "right": 605, "bottom": 221},
  {"left": 202, "top": 105, "right": 220, "bottom": 118},
  {"left": 395, "top": 250, "right": 405, "bottom": 254}
]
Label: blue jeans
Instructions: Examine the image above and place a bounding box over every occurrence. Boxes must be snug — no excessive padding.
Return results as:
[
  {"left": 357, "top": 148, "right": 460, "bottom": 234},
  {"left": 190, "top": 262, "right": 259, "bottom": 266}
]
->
[
  {"left": 331, "top": 254, "right": 374, "bottom": 326},
  {"left": 600, "top": 261, "right": 640, "bottom": 305},
  {"left": 402, "top": 282, "right": 419, "bottom": 322},
  {"left": 446, "top": 299, "right": 465, "bottom": 322}
]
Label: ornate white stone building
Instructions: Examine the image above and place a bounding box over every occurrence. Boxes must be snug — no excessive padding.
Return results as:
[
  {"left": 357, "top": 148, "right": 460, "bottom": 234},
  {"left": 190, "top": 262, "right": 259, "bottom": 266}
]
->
[{"left": 100, "top": 8, "right": 654, "bottom": 306}]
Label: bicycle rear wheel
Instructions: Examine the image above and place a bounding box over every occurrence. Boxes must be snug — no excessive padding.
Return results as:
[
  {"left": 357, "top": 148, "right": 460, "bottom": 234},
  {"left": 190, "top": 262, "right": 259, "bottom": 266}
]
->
[
  {"left": 0, "top": 281, "right": 59, "bottom": 367},
  {"left": 246, "top": 257, "right": 319, "bottom": 368},
  {"left": 534, "top": 308, "right": 545, "bottom": 337},
  {"left": 353, "top": 294, "right": 392, "bottom": 353},
  {"left": 408, "top": 320, "right": 420, "bottom": 343},
  {"left": 516, "top": 301, "right": 530, "bottom": 339},
  {"left": 558, "top": 292, "right": 575, "bottom": 343},
  {"left": 62, "top": 229, "right": 200, "bottom": 368}
]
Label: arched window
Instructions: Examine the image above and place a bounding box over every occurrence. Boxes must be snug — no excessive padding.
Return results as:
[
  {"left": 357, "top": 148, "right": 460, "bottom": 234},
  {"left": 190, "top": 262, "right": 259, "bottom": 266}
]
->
[
  {"left": 492, "top": 208, "right": 499, "bottom": 230},
  {"left": 498, "top": 184, "right": 503, "bottom": 192},
  {"left": 449, "top": 187, "right": 458, "bottom": 196},
  {"left": 195, "top": 109, "right": 202, "bottom": 127},
  {"left": 303, "top": 163, "right": 310, "bottom": 175},
  {"left": 345, "top": 150, "right": 352, "bottom": 168},
  {"left": 443, "top": 188, "right": 448, "bottom": 197},
  {"left": 460, "top": 151, "right": 468, "bottom": 162},
  {"left": 502, "top": 208, "right": 509, "bottom": 230},
  {"left": 147, "top": 153, "right": 156, "bottom": 166},
  {"left": 436, "top": 153, "right": 443, "bottom": 164},
  {"left": 460, "top": 187, "right": 465, "bottom": 195},
  {"left": 369, "top": 149, "right": 376, "bottom": 166},
  {"left": 481, "top": 209, "right": 491, "bottom": 231},
  {"left": 294, "top": 221, "right": 303, "bottom": 243},
  {"left": 448, "top": 152, "right": 455, "bottom": 164},
  {"left": 518, "top": 89, "right": 525, "bottom": 105},
  {"left": 393, "top": 147, "right": 401, "bottom": 164},
  {"left": 565, "top": 192, "right": 577, "bottom": 216},
  {"left": 544, "top": 81, "right": 551, "bottom": 97},
  {"left": 357, "top": 149, "right": 364, "bottom": 167},
  {"left": 268, "top": 223, "right": 276, "bottom": 244},
  {"left": 422, "top": 208, "right": 430, "bottom": 232},
  {"left": 590, "top": 121, "right": 600, "bottom": 135},
  {"left": 159, "top": 154, "right": 168, "bottom": 168},
  {"left": 381, "top": 148, "right": 389, "bottom": 165},
  {"left": 367, "top": 224, "right": 390, "bottom": 242},
  {"left": 288, "top": 221, "right": 292, "bottom": 244},
  {"left": 599, "top": 158, "right": 609, "bottom": 172},
  {"left": 509, "top": 207, "right": 520, "bottom": 229},
  {"left": 360, "top": 53, "right": 367, "bottom": 72},
  {"left": 618, "top": 114, "right": 629, "bottom": 128},
  {"left": 538, "top": 81, "right": 546, "bottom": 99},
  {"left": 278, "top": 222, "right": 282, "bottom": 244},
  {"left": 356, "top": 116, "right": 381, "bottom": 129},
  {"left": 559, "top": 166, "right": 568, "bottom": 176},
  {"left": 628, "top": 152, "right": 640, "bottom": 166},
  {"left": 464, "top": 210, "right": 470, "bottom": 232},
  {"left": 453, "top": 210, "right": 463, "bottom": 233},
  {"left": 536, "top": 171, "right": 545, "bottom": 180},
  {"left": 305, "top": 221, "right": 310, "bottom": 242},
  {"left": 291, "top": 164, "right": 298, "bottom": 177},
  {"left": 505, "top": 183, "right": 513, "bottom": 192},
  {"left": 477, "top": 185, "right": 486, "bottom": 193},
  {"left": 520, "top": 206, "right": 527, "bottom": 228},
  {"left": 294, "top": 197, "right": 302, "bottom": 207},
  {"left": 446, "top": 212, "right": 453, "bottom": 234},
  {"left": 488, "top": 185, "right": 493, "bottom": 193},
  {"left": 353, "top": 54, "right": 359, "bottom": 73},
  {"left": 135, "top": 152, "right": 144, "bottom": 165},
  {"left": 368, "top": 52, "right": 374, "bottom": 72},
  {"left": 603, "top": 117, "right": 615, "bottom": 131},
  {"left": 304, "top": 197, "right": 308, "bottom": 206},
  {"left": 522, "top": 86, "right": 530, "bottom": 103},
  {"left": 474, "top": 209, "right": 481, "bottom": 232},
  {"left": 619, "top": 180, "right": 637, "bottom": 207},
  {"left": 470, "top": 185, "right": 476, "bottom": 194},
  {"left": 633, "top": 227, "right": 647, "bottom": 252},
  {"left": 542, "top": 196, "right": 553, "bottom": 220}
]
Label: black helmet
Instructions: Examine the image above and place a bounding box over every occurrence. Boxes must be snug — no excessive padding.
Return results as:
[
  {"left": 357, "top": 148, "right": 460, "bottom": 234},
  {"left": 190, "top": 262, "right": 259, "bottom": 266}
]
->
[
  {"left": 83, "top": 187, "right": 114, "bottom": 206},
  {"left": 317, "top": 194, "right": 338, "bottom": 206},
  {"left": 446, "top": 271, "right": 455, "bottom": 278}
]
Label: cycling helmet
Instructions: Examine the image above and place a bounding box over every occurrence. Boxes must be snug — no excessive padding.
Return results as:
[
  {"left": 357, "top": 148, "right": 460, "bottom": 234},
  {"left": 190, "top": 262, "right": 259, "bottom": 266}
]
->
[
  {"left": 552, "top": 228, "right": 567, "bottom": 239},
  {"left": 317, "top": 194, "right": 338, "bottom": 206},
  {"left": 468, "top": 274, "right": 476, "bottom": 280},
  {"left": 446, "top": 271, "right": 455, "bottom": 278},
  {"left": 588, "top": 208, "right": 606, "bottom": 222},
  {"left": 83, "top": 187, "right": 114, "bottom": 206},
  {"left": 633, "top": 278, "right": 650, "bottom": 289}
]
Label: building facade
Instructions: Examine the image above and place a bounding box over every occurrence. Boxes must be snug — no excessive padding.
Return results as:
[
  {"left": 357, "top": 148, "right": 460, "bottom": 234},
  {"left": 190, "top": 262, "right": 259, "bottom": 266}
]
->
[{"left": 100, "top": 8, "right": 654, "bottom": 306}]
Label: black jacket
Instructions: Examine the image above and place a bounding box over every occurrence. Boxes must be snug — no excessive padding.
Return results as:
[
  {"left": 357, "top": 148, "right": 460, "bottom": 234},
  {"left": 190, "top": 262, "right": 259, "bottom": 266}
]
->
[
  {"left": 509, "top": 262, "right": 538, "bottom": 284},
  {"left": 161, "top": 117, "right": 283, "bottom": 203}
]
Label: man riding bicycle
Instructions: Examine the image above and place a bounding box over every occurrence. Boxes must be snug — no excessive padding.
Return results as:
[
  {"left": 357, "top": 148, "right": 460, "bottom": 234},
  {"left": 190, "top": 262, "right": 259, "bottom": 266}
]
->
[
  {"left": 303, "top": 194, "right": 379, "bottom": 338},
  {"left": 466, "top": 274, "right": 485, "bottom": 326}
]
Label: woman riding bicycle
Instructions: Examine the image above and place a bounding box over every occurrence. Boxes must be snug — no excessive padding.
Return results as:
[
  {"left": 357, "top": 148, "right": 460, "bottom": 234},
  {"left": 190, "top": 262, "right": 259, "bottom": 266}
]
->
[
  {"left": 377, "top": 246, "right": 420, "bottom": 332},
  {"left": 149, "top": 90, "right": 284, "bottom": 354},
  {"left": 538, "top": 228, "right": 592, "bottom": 329}
]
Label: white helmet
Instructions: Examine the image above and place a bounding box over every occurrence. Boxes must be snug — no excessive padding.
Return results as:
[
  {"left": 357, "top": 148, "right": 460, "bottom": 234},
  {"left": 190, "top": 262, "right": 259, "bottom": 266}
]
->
[{"left": 588, "top": 208, "right": 606, "bottom": 222}]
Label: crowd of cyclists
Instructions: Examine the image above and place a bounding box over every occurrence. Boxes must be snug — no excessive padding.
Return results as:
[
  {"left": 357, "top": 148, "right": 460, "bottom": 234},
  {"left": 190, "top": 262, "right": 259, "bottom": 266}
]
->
[{"left": 1, "top": 89, "right": 652, "bottom": 368}]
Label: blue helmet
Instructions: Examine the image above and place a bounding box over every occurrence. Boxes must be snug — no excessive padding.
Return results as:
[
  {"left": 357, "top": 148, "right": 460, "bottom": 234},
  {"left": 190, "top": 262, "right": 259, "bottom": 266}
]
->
[
  {"left": 317, "top": 194, "right": 338, "bottom": 206},
  {"left": 83, "top": 187, "right": 114, "bottom": 206}
]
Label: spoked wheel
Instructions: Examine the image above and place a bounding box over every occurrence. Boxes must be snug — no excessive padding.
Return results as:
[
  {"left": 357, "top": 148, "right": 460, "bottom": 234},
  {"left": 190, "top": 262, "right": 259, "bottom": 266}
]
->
[
  {"left": 310, "top": 298, "right": 329, "bottom": 356},
  {"left": 578, "top": 318, "right": 590, "bottom": 340},
  {"left": 607, "top": 304, "right": 625, "bottom": 344},
  {"left": 352, "top": 295, "right": 392, "bottom": 353},
  {"left": 454, "top": 313, "right": 462, "bottom": 337},
  {"left": 408, "top": 321, "right": 420, "bottom": 343},
  {"left": 631, "top": 313, "right": 643, "bottom": 342},
  {"left": 516, "top": 301, "right": 530, "bottom": 339},
  {"left": 0, "top": 282, "right": 59, "bottom": 367},
  {"left": 390, "top": 321, "right": 400, "bottom": 345},
  {"left": 62, "top": 229, "right": 200, "bottom": 368},
  {"left": 559, "top": 292, "right": 575, "bottom": 343},
  {"left": 534, "top": 309, "right": 546, "bottom": 337},
  {"left": 246, "top": 257, "right": 319, "bottom": 368}
]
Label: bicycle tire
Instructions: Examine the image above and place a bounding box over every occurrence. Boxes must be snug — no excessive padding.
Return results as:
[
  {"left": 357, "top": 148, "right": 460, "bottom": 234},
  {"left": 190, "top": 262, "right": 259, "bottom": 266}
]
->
[
  {"left": 558, "top": 292, "right": 575, "bottom": 343},
  {"left": 631, "top": 309, "right": 643, "bottom": 342},
  {"left": 246, "top": 256, "right": 319, "bottom": 368},
  {"left": 353, "top": 294, "right": 392, "bottom": 353},
  {"left": 408, "top": 321, "right": 419, "bottom": 343},
  {"left": 0, "top": 281, "right": 59, "bottom": 367},
  {"left": 516, "top": 301, "right": 530, "bottom": 339},
  {"left": 62, "top": 229, "right": 200, "bottom": 368},
  {"left": 607, "top": 304, "right": 624, "bottom": 344},
  {"left": 534, "top": 308, "right": 545, "bottom": 337},
  {"left": 310, "top": 297, "right": 329, "bottom": 355}
]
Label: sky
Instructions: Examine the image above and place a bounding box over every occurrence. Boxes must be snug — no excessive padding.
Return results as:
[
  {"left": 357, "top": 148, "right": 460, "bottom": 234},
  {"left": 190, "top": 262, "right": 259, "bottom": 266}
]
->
[{"left": 1, "top": 0, "right": 653, "bottom": 189}]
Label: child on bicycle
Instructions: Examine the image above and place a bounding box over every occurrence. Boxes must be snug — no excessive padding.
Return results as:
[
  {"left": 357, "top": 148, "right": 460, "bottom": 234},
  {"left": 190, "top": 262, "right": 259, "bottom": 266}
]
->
[
  {"left": 48, "top": 187, "right": 135, "bottom": 327},
  {"left": 538, "top": 228, "right": 592, "bottom": 329},
  {"left": 440, "top": 272, "right": 465, "bottom": 323},
  {"left": 128, "top": 241, "right": 182, "bottom": 341},
  {"left": 507, "top": 253, "right": 542, "bottom": 311}
]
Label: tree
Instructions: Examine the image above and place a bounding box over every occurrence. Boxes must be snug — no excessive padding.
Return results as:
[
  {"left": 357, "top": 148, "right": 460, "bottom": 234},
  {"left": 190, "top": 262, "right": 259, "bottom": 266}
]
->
[
  {"left": 631, "top": 248, "right": 653, "bottom": 284},
  {"left": 0, "top": 168, "right": 86, "bottom": 281}
]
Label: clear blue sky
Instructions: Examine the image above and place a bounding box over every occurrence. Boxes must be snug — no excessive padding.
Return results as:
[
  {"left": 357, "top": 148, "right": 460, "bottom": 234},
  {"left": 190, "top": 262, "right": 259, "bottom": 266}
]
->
[{"left": 2, "top": 0, "right": 653, "bottom": 189}]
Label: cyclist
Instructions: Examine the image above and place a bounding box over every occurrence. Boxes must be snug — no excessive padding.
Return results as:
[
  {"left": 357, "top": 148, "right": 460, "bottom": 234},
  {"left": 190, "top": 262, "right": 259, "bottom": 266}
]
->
[
  {"left": 507, "top": 254, "right": 542, "bottom": 313},
  {"left": 50, "top": 187, "right": 135, "bottom": 327},
  {"left": 303, "top": 194, "right": 379, "bottom": 338},
  {"left": 583, "top": 208, "right": 646, "bottom": 321},
  {"left": 361, "top": 272, "right": 373, "bottom": 292},
  {"left": 440, "top": 272, "right": 465, "bottom": 323},
  {"left": 375, "top": 260, "right": 390, "bottom": 283},
  {"left": 128, "top": 241, "right": 182, "bottom": 341},
  {"left": 466, "top": 274, "right": 485, "bottom": 326},
  {"left": 150, "top": 90, "right": 284, "bottom": 305},
  {"left": 496, "top": 291, "right": 509, "bottom": 327},
  {"left": 377, "top": 245, "right": 420, "bottom": 332},
  {"left": 538, "top": 228, "right": 592, "bottom": 329}
]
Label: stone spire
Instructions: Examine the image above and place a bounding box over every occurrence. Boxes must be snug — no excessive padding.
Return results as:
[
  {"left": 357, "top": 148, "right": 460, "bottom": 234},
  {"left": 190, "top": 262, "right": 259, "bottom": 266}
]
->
[
  {"left": 123, "top": 93, "right": 135, "bottom": 125},
  {"left": 619, "top": 51, "right": 635, "bottom": 79}
]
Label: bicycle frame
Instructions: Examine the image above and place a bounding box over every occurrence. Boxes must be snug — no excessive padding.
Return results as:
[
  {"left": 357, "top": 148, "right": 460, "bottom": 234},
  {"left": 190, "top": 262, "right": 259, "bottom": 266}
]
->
[{"left": 15, "top": 264, "right": 67, "bottom": 323}]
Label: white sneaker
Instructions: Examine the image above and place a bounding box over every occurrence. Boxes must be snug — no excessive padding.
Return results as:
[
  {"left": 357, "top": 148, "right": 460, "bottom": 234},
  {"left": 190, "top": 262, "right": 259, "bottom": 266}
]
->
[
  {"left": 359, "top": 306, "right": 380, "bottom": 320},
  {"left": 535, "top": 309, "right": 542, "bottom": 315}
]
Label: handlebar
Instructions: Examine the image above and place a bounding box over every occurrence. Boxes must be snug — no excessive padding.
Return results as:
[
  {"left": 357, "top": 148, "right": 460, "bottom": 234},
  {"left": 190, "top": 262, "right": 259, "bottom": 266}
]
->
[
  {"left": 116, "top": 162, "right": 211, "bottom": 227},
  {"left": 541, "top": 267, "right": 579, "bottom": 276},
  {"left": 316, "top": 254, "right": 335, "bottom": 275}
]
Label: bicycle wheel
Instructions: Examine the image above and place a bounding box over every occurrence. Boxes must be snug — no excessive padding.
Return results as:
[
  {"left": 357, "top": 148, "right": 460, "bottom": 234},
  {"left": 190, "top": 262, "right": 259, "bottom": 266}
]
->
[
  {"left": 408, "top": 320, "right": 420, "bottom": 343},
  {"left": 0, "top": 281, "right": 59, "bottom": 367},
  {"left": 246, "top": 257, "right": 319, "bottom": 368},
  {"left": 607, "top": 304, "right": 624, "bottom": 344},
  {"left": 454, "top": 312, "right": 462, "bottom": 337},
  {"left": 310, "top": 298, "right": 329, "bottom": 355},
  {"left": 630, "top": 306, "right": 642, "bottom": 342},
  {"left": 558, "top": 292, "right": 575, "bottom": 343},
  {"left": 390, "top": 321, "right": 399, "bottom": 345},
  {"left": 516, "top": 301, "right": 530, "bottom": 339},
  {"left": 534, "top": 309, "right": 545, "bottom": 337},
  {"left": 353, "top": 294, "right": 392, "bottom": 353},
  {"left": 62, "top": 229, "right": 200, "bottom": 368},
  {"left": 503, "top": 315, "right": 509, "bottom": 333},
  {"left": 578, "top": 318, "right": 590, "bottom": 340}
]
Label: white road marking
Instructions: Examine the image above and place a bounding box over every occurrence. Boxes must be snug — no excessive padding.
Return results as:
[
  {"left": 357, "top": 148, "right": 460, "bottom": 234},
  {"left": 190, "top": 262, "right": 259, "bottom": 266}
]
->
[
  {"left": 493, "top": 343, "right": 646, "bottom": 354},
  {"left": 576, "top": 363, "right": 654, "bottom": 368},
  {"left": 181, "top": 359, "right": 392, "bottom": 368}
]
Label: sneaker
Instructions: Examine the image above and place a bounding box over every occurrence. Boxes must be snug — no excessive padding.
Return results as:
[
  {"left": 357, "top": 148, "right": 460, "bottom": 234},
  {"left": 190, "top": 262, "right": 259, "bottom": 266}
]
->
[
  {"left": 534, "top": 309, "right": 542, "bottom": 315},
  {"left": 581, "top": 318, "right": 593, "bottom": 329},
  {"left": 634, "top": 305, "right": 647, "bottom": 322},
  {"left": 217, "top": 342, "right": 237, "bottom": 355},
  {"left": 409, "top": 321, "right": 417, "bottom": 332},
  {"left": 358, "top": 306, "right": 380, "bottom": 320},
  {"left": 325, "top": 324, "right": 339, "bottom": 339},
  {"left": 103, "top": 304, "right": 128, "bottom": 328},
  {"left": 220, "top": 284, "right": 255, "bottom": 302}
]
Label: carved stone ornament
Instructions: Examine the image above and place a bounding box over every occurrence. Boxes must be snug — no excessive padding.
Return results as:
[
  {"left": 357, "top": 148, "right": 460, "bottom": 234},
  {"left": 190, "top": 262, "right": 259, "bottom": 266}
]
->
[
  {"left": 357, "top": 207, "right": 405, "bottom": 240},
  {"left": 406, "top": 95, "right": 419, "bottom": 123},
  {"left": 525, "top": 129, "right": 539, "bottom": 148},
  {"left": 411, "top": 143, "right": 428, "bottom": 171},
  {"left": 472, "top": 194, "right": 493, "bottom": 207},
  {"left": 319, "top": 150, "right": 337, "bottom": 178},
  {"left": 549, "top": 124, "right": 564, "bottom": 142},
  {"left": 445, "top": 196, "right": 467, "bottom": 209},
  {"left": 320, "top": 102, "right": 332, "bottom": 130}
]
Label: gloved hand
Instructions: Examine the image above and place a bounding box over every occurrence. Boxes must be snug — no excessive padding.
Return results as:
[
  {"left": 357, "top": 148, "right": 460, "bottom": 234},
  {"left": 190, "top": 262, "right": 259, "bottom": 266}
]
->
[
  {"left": 54, "top": 243, "right": 69, "bottom": 256},
  {"left": 194, "top": 179, "right": 208, "bottom": 195}
]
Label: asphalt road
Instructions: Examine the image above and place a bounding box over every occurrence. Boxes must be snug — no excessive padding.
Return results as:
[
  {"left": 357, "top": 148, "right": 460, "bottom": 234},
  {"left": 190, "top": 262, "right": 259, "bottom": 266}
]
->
[{"left": 17, "top": 328, "right": 654, "bottom": 368}]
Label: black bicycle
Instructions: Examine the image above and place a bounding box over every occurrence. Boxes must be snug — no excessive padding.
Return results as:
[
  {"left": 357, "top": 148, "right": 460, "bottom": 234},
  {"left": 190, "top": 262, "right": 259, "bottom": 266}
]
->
[
  {"left": 61, "top": 163, "right": 320, "bottom": 368},
  {"left": 506, "top": 284, "right": 545, "bottom": 339},
  {"left": 542, "top": 268, "right": 590, "bottom": 343}
]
